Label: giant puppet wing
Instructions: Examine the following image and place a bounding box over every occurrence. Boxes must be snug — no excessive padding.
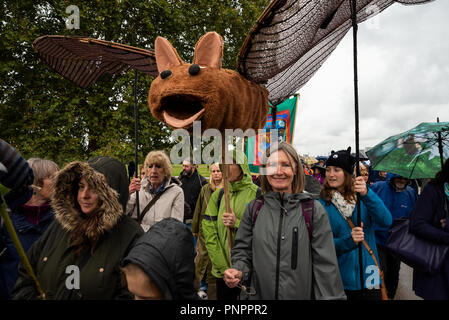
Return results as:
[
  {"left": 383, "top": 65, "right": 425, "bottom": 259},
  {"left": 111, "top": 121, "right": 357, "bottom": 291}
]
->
[
  {"left": 33, "top": 35, "right": 158, "bottom": 88},
  {"left": 237, "top": 0, "right": 434, "bottom": 107}
]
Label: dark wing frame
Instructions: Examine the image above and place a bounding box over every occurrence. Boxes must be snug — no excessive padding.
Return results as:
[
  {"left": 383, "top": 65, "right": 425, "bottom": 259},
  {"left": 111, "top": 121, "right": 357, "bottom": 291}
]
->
[
  {"left": 33, "top": 35, "right": 158, "bottom": 88},
  {"left": 238, "top": 0, "right": 433, "bottom": 106}
]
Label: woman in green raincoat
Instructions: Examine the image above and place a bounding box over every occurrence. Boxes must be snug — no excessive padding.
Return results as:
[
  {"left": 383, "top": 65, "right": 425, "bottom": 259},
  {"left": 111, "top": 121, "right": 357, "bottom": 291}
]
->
[{"left": 202, "top": 152, "right": 259, "bottom": 301}]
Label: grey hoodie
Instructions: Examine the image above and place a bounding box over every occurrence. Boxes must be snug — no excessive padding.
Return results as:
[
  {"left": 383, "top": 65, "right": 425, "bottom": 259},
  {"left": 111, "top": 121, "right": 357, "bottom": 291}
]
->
[{"left": 231, "top": 191, "right": 346, "bottom": 300}]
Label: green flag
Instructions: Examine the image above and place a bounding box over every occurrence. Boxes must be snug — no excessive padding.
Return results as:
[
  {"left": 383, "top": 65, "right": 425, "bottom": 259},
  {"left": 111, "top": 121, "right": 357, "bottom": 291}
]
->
[{"left": 246, "top": 94, "right": 299, "bottom": 174}]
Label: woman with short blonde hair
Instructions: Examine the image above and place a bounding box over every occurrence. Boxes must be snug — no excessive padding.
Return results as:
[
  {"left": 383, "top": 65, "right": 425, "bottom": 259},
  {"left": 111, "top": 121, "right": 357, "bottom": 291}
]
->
[
  {"left": 127, "top": 150, "right": 184, "bottom": 232},
  {"left": 143, "top": 151, "right": 172, "bottom": 180}
]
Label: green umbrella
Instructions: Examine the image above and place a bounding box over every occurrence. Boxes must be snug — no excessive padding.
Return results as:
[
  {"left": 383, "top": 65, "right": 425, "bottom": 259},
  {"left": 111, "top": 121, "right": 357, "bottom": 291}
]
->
[{"left": 366, "top": 121, "right": 449, "bottom": 179}]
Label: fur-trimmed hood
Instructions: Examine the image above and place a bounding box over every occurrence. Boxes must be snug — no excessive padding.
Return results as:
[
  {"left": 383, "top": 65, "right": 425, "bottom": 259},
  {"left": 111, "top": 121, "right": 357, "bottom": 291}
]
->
[{"left": 51, "top": 161, "right": 124, "bottom": 246}]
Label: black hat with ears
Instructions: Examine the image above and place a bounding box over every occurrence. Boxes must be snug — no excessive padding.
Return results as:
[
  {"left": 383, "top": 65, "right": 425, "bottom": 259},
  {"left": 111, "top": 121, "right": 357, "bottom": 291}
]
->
[{"left": 325, "top": 147, "right": 356, "bottom": 175}]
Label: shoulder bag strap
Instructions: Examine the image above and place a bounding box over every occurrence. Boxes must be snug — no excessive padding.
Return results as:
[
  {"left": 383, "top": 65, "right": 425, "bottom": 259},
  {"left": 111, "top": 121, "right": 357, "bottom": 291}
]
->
[
  {"left": 345, "top": 218, "right": 389, "bottom": 300},
  {"left": 138, "top": 188, "right": 167, "bottom": 224}
]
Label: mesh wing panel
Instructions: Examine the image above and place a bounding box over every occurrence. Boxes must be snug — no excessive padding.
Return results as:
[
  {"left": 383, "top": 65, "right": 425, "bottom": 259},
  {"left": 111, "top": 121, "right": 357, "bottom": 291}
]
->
[
  {"left": 238, "top": 0, "right": 434, "bottom": 106},
  {"left": 33, "top": 36, "right": 158, "bottom": 88}
]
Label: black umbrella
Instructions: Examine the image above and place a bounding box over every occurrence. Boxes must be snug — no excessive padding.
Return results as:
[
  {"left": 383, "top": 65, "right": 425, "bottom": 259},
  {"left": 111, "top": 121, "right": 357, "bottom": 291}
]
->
[{"left": 33, "top": 36, "right": 159, "bottom": 220}]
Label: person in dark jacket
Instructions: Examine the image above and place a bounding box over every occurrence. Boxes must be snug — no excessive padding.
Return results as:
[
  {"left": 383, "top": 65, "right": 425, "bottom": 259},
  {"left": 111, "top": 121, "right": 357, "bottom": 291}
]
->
[
  {"left": 121, "top": 217, "right": 198, "bottom": 300},
  {"left": 368, "top": 168, "right": 387, "bottom": 185},
  {"left": 179, "top": 157, "right": 207, "bottom": 225},
  {"left": 0, "top": 139, "right": 35, "bottom": 300},
  {"left": 371, "top": 173, "right": 417, "bottom": 299},
  {"left": 0, "top": 158, "right": 59, "bottom": 300},
  {"left": 409, "top": 159, "right": 449, "bottom": 300},
  {"left": 11, "top": 157, "right": 144, "bottom": 300},
  {"left": 305, "top": 174, "right": 322, "bottom": 199}
]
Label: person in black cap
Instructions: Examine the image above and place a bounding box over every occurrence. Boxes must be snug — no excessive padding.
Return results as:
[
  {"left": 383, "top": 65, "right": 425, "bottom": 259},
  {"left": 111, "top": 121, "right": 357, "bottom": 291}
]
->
[
  {"left": 121, "top": 217, "right": 198, "bottom": 300},
  {"left": 12, "top": 157, "right": 144, "bottom": 300},
  {"left": 318, "top": 147, "right": 392, "bottom": 301}
]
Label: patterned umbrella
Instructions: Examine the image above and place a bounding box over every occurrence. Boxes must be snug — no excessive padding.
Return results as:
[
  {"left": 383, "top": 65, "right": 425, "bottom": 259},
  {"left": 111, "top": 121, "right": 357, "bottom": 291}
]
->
[{"left": 367, "top": 121, "right": 449, "bottom": 179}]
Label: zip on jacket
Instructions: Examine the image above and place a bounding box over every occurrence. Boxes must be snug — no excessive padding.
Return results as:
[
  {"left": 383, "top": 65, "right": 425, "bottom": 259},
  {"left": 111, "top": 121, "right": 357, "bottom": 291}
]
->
[{"left": 275, "top": 195, "right": 286, "bottom": 300}]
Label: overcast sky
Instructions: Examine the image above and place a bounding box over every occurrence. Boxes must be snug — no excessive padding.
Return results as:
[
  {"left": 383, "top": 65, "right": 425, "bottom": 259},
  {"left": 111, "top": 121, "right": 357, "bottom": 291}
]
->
[{"left": 292, "top": 0, "right": 449, "bottom": 157}]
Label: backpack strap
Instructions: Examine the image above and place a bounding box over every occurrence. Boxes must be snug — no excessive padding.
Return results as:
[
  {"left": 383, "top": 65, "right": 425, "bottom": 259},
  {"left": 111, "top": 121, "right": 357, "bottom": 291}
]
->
[
  {"left": 301, "top": 199, "right": 314, "bottom": 239},
  {"left": 250, "top": 195, "right": 265, "bottom": 227},
  {"left": 250, "top": 196, "right": 314, "bottom": 239},
  {"left": 216, "top": 188, "right": 225, "bottom": 210},
  {"left": 137, "top": 187, "right": 168, "bottom": 223}
]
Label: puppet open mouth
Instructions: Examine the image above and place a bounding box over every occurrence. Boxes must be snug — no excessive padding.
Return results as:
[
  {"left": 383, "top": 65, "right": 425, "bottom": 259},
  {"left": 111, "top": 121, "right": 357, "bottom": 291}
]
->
[{"left": 160, "top": 94, "right": 205, "bottom": 129}]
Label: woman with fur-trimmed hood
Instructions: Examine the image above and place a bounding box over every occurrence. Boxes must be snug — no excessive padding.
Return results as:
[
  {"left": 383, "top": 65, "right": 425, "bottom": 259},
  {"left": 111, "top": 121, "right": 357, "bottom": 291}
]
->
[{"left": 12, "top": 157, "right": 144, "bottom": 300}]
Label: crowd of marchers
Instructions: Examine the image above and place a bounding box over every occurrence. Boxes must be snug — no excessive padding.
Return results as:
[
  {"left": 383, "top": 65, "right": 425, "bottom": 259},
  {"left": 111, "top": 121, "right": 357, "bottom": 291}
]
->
[{"left": 1, "top": 141, "right": 448, "bottom": 301}]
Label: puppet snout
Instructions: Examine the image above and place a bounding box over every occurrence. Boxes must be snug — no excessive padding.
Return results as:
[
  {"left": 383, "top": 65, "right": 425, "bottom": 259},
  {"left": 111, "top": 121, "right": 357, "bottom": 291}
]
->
[{"left": 159, "top": 93, "right": 206, "bottom": 130}]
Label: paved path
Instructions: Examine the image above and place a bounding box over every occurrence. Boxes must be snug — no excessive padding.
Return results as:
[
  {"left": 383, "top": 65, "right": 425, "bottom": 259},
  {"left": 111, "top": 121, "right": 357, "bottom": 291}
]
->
[{"left": 394, "top": 263, "right": 422, "bottom": 300}]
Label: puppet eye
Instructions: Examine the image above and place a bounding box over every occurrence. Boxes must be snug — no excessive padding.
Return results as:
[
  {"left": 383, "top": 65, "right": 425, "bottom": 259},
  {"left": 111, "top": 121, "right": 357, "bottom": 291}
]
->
[
  {"left": 160, "top": 70, "right": 172, "bottom": 79},
  {"left": 188, "top": 64, "right": 200, "bottom": 76}
]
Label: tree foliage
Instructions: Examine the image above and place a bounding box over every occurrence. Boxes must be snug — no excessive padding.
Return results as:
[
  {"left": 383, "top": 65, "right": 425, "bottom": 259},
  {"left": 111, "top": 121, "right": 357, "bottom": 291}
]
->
[{"left": 0, "top": 0, "right": 269, "bottom": 168}]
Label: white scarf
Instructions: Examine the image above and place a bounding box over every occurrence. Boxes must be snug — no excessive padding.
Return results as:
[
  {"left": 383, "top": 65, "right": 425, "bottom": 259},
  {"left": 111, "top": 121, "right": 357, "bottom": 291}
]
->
[{"left": 331, "top": 191, "right": 356, "bottom": 219}]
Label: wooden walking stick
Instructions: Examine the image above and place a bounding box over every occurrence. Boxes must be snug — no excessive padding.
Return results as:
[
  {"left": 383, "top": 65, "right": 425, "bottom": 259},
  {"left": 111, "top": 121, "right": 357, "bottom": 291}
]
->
[{"left": 222, "top": 137, "right": 233, "bottom": 262}]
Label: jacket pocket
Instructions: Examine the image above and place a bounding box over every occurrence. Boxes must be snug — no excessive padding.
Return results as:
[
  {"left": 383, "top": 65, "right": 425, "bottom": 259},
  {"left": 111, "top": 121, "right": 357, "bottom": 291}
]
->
[{"left": 291, "top": 227, "right": 298, "bottom": 270}]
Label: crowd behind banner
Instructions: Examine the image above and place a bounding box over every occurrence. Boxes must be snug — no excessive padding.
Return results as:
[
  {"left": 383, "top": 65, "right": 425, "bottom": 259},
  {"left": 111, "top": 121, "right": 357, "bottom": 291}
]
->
[{"left": 1, "top": 140, "right": 448, "bottom": 301}]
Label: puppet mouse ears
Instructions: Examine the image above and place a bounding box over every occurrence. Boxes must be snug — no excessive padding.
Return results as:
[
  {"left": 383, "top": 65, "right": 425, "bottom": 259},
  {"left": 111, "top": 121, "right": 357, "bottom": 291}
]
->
[{"left": 155, "top": 31, "right": 223, "bottom": 73}]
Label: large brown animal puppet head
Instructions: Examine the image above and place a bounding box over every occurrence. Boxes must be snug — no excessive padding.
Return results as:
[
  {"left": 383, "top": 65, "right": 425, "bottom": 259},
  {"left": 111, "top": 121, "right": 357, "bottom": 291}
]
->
[{"left": 148, "top": 32, "right": 269, "bottom": 134}]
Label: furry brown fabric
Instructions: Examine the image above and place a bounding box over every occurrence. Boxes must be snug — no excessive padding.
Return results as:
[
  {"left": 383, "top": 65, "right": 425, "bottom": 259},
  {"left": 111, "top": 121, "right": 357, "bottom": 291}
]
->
[
  {"left": 148, "top": 32, "right": 269, "bottom": 134},
  {"left": 51, "top": 162, "right": 123, "bottom": 254}
]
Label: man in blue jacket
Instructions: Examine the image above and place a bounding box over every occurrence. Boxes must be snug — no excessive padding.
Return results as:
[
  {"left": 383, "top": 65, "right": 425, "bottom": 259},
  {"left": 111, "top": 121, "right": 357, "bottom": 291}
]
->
[{"left": 371, "top": 173, "right": 417, "bottom": 299}]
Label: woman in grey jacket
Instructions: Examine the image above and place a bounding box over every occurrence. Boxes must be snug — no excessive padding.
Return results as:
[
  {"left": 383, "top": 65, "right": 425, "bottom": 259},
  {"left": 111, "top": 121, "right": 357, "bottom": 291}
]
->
[{"left": 224, "top": 142, "right": 346, "bottom": 300}]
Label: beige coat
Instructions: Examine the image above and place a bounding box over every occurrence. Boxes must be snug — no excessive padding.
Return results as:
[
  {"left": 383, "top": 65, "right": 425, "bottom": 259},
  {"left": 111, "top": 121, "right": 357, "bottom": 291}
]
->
[{"left": 126, "top": 177, "right": 184, "bottom": 232}]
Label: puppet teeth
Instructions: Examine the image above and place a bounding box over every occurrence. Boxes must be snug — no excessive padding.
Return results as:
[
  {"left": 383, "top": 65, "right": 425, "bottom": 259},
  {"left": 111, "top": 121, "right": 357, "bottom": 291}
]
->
[{"left": 162, "top": 108, "right": 205, "bottom": 129}]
